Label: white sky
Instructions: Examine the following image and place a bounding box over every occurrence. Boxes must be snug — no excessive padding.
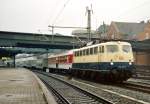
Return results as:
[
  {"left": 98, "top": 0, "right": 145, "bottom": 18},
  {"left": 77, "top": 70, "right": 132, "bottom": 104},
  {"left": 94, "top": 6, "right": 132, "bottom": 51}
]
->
[{"left": 0, "top": 0, "right": 150, "bottom": 35}]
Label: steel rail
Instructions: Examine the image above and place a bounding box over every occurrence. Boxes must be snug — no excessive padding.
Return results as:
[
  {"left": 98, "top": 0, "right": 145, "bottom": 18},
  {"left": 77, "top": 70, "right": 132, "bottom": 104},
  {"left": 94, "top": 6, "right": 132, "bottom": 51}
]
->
[
  {"left": 41, "top": 79, "right": 71, "bottom": 104},
  {"left": 35, "top": 71, "right": 113, "bottom": 104}
]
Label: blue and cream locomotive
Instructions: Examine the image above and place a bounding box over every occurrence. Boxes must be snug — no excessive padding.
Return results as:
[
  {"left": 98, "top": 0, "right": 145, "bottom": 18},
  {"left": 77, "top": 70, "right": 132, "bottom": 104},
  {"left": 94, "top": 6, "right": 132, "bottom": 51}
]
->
[{"left": 72, "top": 41, "right": 134, "bottom": 82}]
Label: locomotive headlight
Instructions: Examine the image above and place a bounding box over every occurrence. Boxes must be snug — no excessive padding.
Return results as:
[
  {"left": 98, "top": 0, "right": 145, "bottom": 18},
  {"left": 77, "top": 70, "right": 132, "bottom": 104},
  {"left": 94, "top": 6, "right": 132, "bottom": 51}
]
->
[
  {"left": 110, "top": 59, "right": 114, "bottom": 65},
  {"left": 129, "top": 62, "right": 132, "bottom": 65},
  {"left": 129, "top": 60, "right": 132, "bottom": 65},
  {"left": 110, "top": 62, "right": 114, "bottom": 65}
]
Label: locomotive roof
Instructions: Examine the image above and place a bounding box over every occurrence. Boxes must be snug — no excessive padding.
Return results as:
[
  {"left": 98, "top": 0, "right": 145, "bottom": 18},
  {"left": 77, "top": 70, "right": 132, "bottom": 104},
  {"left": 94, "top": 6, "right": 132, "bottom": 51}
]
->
[
  {"left": 48, "top": 41, "right": 131, "bottom": 58},
  {"left": 73, "top": 41, "right": 131, "bottom": 51},
  {"left": 48, "top": 50, "right": 73, "bottom": 58}
]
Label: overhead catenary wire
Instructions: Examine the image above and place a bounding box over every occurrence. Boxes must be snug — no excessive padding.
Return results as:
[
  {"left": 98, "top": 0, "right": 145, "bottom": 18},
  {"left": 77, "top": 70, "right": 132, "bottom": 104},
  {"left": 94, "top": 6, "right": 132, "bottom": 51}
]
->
[
  {"left": 52, "top": 0, "right": 71, "bottom": 25},
  {"left": 115, "top": 0, "right": 150, "bottom": 20}
]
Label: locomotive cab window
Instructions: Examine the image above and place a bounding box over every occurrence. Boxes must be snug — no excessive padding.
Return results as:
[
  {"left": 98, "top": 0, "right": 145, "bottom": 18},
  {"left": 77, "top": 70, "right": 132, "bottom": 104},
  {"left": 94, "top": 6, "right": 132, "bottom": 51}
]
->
[
  {"left": 106, "top": 45, "right": 118, "bottom": 53},
  {"left": 122, "top": 45, "right": 131, "bottom": 53}
]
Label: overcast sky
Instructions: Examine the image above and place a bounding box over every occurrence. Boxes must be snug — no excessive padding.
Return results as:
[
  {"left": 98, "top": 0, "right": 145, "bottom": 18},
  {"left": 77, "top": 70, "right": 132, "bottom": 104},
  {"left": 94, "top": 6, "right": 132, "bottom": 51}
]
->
[{"left": 0, "top": 0, "right": 150, "bottom": 35}]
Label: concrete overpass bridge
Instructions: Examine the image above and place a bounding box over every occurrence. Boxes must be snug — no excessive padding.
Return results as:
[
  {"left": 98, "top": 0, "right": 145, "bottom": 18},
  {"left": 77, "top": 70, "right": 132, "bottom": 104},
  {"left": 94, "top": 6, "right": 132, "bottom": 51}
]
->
[
  {"left": 0, "top": 30, "right": 150, "bottom": 67},
  {"left": 0, "top": 31, "right": 79, "bottom": 49},
  {"left": 0, "top": 31, "right": 81, "bottom": 57},
  {"left": 0, "top": 30, "right": 150, "bottom": 57}
]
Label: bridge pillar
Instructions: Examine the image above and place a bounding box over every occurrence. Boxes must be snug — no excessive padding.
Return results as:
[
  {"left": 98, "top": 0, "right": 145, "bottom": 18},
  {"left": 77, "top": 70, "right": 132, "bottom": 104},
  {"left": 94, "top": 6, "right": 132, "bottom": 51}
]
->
[
  {"left": 13, "top": 55, "right": 16, "bottom": 68},
  {"left": 46, "top": 49, "right": 48, "bottom": 68}
]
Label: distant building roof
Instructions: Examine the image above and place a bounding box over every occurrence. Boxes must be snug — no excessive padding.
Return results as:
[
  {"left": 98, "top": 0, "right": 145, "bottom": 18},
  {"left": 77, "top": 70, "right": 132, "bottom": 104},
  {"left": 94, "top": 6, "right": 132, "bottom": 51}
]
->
[
  {"left": 97, "top": 24, "right": 109, "bottom": 34},
  {"left": 72, "top": 29, "right": 96, "bottom": 35},
  {"left": 114, "top": 21, "right": 146, "bottom": 35}
]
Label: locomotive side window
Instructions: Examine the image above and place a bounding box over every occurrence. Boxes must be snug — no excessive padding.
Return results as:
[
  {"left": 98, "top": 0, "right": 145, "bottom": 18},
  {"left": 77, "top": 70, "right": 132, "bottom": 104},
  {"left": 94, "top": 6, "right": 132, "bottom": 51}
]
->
[
  {"left": 122, "top": 45, "right": 131, "bottom": 53},
  {"left": 76, "top": 51, "right": 79, "bottom": 56},
  {"left": 106, "top": 45, "right": 118, "bottom": 53},
  {"left": 75, "top": 52, "right": 77, "bottom": 56},
  {"left": 99, "top": 47, "right": 101, "bottom": 53},
  {"left": 75, "top": 51, "right": 77, "bottom": 56},
  {"left": 83, "top": 50, "right": 86, "bottom": 56},
  {"left": 78, "top": 51, "right": 80, "bottom": 56},
  {"left": 94, "top": 47, "right": 98, "bottom": 54},
  {"left": 90, "top": 48, "right": 93, "bottom": 55},
  {"left": 102, "top": 46, "right": 104, "bottom": 53},
  {"left": 99, "top": 46, "right": 104, "bottom": 53},
  {"left": 86, "top": 49, "right": 89, "bottom": 55},
  {"left": 80, "top": 50, "right": 82, "bottom": 56}
]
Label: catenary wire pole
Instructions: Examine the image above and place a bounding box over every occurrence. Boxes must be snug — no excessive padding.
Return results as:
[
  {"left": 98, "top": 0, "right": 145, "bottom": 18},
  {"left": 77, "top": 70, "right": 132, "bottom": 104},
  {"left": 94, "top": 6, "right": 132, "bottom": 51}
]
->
[{"left": 86, "top": 5, "right": 93, "bottom": 42}]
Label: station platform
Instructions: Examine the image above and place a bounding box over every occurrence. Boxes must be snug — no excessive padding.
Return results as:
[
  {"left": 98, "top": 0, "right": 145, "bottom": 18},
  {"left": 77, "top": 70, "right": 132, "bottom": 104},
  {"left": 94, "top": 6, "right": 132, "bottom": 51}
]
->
[{"left": 0, "top": 68, "right": 57, "bottom": 104}]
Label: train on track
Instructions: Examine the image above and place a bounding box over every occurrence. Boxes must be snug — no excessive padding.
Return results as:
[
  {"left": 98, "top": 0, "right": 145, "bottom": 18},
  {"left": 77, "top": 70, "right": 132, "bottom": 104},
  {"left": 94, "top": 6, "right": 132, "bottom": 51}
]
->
[{"left": 25, "top": 41, "right": 135, "bottom": 82}]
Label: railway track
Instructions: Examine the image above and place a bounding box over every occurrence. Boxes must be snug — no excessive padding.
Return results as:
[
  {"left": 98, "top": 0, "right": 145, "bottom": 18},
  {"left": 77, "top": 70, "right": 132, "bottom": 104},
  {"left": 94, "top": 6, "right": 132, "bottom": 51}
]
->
[
  {"left": 132, "top": 76, "right": 150, "bottom": 80},
  {"left": 120, "top": 82, "right": 150, "bottom": 94},
  {"left": 133, "top": 67, "right": 150, "bottom": 80},
  {"left": 34, "top": 71, "right": 150, "bottom": 104},
  {"left": 35, "top": 71, "right": 113, "bottom": 104}
]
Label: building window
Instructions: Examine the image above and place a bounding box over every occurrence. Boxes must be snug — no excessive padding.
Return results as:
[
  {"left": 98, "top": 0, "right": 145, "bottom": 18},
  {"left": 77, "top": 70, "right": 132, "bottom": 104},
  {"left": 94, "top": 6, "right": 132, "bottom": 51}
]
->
[{"left": 145, "top": 33, "right": 149, "bottom": 39}]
